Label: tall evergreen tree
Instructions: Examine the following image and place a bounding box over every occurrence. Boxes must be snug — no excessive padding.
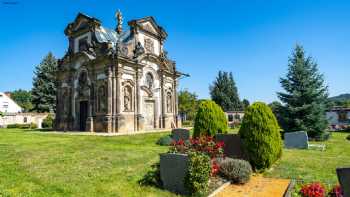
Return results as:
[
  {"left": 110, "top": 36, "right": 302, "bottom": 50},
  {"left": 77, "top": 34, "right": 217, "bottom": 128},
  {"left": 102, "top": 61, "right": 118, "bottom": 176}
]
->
[
  {"left": 242, "top": 99, "right": 250, "bottom": 109},
  {"left": 32, "top": 52, "right": 57, "bottom": 113},
  {"left": 278, "top": 45, "right": 328, "bottom": 137},
  {"left": 210, "top": 71, "right": 242, "bottom": 111}
]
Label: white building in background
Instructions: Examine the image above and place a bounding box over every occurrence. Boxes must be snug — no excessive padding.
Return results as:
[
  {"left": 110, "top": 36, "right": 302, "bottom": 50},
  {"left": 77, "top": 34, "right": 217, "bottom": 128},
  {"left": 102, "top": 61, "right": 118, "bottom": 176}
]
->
[
  {"left": 326, "top": 107, "right": 350, "bottom": 126},
  {"left": 0, "top": 92, "right": 22, "bottom": 113}
]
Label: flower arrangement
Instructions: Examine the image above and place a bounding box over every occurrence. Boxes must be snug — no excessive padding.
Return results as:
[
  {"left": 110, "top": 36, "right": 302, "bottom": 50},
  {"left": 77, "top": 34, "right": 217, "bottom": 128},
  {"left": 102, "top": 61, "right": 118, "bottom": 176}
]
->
[
  {"left": 169, "top": 136, "right": 225, "bottom": 159},
  {"left": 328, "top": 184, "right": 343, "bottom": 197},
  {"left": 169, "top": 136, "right": 225, "bottom": 177},
  {"left": 300, "top": 182, "right": 326, "bottom": 197}
]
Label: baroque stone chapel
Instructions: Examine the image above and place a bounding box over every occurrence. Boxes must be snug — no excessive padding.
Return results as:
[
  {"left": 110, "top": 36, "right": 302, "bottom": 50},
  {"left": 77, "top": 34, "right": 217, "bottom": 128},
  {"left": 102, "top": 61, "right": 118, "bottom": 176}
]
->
[{"left": 55, "top": 11, "right": 183, "bottom": 133}]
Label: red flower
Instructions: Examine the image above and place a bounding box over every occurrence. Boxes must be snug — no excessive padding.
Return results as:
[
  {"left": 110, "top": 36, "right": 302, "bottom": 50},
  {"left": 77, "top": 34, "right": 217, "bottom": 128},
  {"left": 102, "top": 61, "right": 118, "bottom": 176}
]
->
[
  {"left": 176, "top": 139, "right": 185, "bottom": 145},
  {"left": 300, "top": 182, "right": 326, "bottom": 197},
  {"left": 329, "top": 185, "right": 343, "bottom": 197},
  {"left": 211, "top": 161, "right": 220, "bottom": 176}
]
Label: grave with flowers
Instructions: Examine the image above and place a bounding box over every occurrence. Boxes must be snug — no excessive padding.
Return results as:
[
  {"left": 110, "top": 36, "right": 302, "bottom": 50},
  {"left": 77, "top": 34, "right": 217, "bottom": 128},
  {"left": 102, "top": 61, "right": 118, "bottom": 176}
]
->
[{"left": 159, "top": 136, "right": 227, "bottom": 195}]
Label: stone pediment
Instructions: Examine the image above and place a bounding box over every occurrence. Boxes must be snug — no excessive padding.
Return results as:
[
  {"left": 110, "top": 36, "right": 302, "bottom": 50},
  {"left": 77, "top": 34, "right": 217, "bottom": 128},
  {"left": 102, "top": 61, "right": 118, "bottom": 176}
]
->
[
  {"left": 142, "top": 22, "right": 158, "bottom": 35},
  {"left": 128, "top": 16, "right": 167, "bottom": 40},
  {"left": 65, "top": 13, "right": 101, "bottom": 36}
]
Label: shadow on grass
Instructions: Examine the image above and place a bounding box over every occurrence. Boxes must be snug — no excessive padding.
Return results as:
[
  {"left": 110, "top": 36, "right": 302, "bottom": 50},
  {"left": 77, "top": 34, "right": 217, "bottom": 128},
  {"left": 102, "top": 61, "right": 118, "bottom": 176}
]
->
[
  {"left": 27, "top": 128, "right": 55, "bottom": 132},
  {"left": 139, "top": 162, "right": 163, "bottom": 189}
]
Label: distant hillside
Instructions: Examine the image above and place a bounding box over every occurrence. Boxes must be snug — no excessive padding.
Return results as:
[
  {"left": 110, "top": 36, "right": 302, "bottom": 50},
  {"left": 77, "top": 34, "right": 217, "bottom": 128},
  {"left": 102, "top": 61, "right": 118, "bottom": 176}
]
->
[{"left": 329, "top": 94, "right": 350, "bottom": 102}]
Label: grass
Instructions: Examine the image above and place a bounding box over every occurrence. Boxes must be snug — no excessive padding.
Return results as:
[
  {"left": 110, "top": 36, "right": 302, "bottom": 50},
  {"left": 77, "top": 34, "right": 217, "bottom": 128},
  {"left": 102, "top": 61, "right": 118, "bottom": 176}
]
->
[
  {"left": 264, "top": 132, "right": 350, "bottom": 186},
  {"left": 1, "top": 128, "right": 349, "bottom": 196},
  {"left": 0, "top": 128, "right": 178, "bottom": 197}
]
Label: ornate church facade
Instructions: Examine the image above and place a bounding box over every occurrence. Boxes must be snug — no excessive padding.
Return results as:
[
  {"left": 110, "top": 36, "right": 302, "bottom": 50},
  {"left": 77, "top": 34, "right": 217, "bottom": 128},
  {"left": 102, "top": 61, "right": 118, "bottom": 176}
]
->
[{"left": 55, "top": 11, "right": 182, "bottom": 133}]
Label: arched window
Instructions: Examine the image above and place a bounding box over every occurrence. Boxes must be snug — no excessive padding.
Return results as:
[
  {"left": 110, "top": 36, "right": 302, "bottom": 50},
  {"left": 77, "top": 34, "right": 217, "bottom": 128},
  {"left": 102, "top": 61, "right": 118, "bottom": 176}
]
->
[
  {"left": 145, "top": 73, "right": 153, "bottom": 90},
  {"left": 166, "top": 92, "right": 172, "bottom": 113},
  {"left": 124, "top": 86, "right": 133, "bottom": 112},
  {"left": 97, "top": 85, "right": 106, "bottom": 112}
]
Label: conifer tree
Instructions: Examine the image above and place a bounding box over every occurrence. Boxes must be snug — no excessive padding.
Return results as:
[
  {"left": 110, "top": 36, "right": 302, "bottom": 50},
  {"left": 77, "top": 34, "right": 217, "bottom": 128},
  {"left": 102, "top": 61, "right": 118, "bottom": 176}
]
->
[
  {"left": 210, "top": 71, "right": 242, "bottom": 111},
  {"left": 278, "top": 45, "right": 328, "bottom": 137},
  {"left": 31, "top": 52, "right": 57, "bottom": 112}
]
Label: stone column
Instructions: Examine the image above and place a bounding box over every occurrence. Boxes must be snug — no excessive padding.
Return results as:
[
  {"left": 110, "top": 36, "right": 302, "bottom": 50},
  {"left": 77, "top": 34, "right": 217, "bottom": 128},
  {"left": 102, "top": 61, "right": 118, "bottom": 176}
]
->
[
  {"left": 115, "top": 63, "right": 123, "bottom": 132},
  {"left": 111, "top": 62, "right": 117, "bottom": 133},
  {"left": 136, "top": 68, "right": 143, "bottom": 131},
  {"left": 160, "top": 72, "right": 165, "bottom": 128},
  {"left": 105, "top": 65, "right": 113, "bottom": 132}
]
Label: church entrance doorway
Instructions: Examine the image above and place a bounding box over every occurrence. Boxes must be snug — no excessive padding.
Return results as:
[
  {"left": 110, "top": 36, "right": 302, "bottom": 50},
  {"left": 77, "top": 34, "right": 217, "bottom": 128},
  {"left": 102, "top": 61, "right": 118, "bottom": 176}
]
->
[
  {"left": 144, "top": 101, "right": 155, "bottom": 130},
  {"left": 79, "top": 101, "right": 88, "bottom": 131}
]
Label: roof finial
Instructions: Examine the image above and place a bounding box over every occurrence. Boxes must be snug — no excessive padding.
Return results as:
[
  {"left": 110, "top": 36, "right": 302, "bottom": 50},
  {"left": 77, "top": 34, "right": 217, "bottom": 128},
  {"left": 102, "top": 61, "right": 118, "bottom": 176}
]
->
[{"left": 115, "top": 9, "right": 123, "bottom": 34}]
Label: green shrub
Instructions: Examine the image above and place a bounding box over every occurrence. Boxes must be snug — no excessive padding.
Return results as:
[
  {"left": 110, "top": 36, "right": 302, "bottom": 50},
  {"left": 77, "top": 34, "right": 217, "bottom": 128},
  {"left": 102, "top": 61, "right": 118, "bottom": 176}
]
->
[
  {"left": 218, "top": 158, "right": 252, "bottom": 184},
  {"left": 346, "top": 135, "right": 350, "bottom": 141},
  {"left": 139, "top": 162, "right": 162, "bottom": 188},
  {"left": 6, "top": 124, "right": 18, "bottom": 129},
  {"left": 7, "top": 123, "right": 37, "bottom": 129},
  {"left": 193, "top": 100, "right": 228, "bottom": 137},
  {"left": 156, "top": 135, "right": 173, "bottom": 146},
  {"left": 185, "top": 152, "right": 211, "bottom": 196},
  {"left": 239, "top": 102, "right": 282, "bottom": 171},
  {"left": 42, "top": 114, "right": 54, "bottom": 128},
  {"left": 182, "top": 120, "right": 193, "bottom": 127}
]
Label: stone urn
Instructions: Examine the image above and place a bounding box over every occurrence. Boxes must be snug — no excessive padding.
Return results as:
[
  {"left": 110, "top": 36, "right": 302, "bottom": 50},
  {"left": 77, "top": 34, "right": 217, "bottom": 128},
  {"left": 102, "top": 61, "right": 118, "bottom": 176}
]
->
[{"left": 160, "top": 153, "right": 189, "bottom": 195}]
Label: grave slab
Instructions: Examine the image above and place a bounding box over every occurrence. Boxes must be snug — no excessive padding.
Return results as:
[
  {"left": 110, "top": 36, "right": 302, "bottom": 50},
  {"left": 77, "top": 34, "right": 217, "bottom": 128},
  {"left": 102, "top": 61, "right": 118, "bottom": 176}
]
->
[{"left": 284, "top": 131, "right": 308, "bottom": 149}]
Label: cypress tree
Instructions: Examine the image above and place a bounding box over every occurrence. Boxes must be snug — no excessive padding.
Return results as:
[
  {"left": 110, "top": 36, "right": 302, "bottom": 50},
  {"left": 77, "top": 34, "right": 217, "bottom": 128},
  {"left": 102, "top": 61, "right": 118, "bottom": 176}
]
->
[
  {"left": 210, "top": 71, "right": 242, "bottom": 111},
  {"left": 278, "top": 45, "right": 328, "bottom": 137},
  {"left": 32, "top": 52, "right": 58, "bottom": 113}
]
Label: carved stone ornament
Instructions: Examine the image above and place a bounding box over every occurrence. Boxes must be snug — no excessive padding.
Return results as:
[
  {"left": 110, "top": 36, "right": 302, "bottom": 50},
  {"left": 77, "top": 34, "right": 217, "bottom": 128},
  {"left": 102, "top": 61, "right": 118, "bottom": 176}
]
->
[
  {"left": 144, "top": 38, "right": 154, "bottom": 53},
  {"left": 133, "top": 42, "right": 145, "bottom": 58}
]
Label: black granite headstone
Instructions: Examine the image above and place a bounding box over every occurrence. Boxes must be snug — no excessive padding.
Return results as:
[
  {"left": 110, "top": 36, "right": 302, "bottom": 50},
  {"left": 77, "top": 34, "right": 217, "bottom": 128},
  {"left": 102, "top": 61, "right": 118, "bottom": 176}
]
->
[
  {"left": 160, "top": 153, "right": 189, "bottom": 195},
  {"left": 336, "top": 168, "right": 350, "bottom": 197},
  {"left": 171, "top": 128, "right": 190, "bottom": 142}
]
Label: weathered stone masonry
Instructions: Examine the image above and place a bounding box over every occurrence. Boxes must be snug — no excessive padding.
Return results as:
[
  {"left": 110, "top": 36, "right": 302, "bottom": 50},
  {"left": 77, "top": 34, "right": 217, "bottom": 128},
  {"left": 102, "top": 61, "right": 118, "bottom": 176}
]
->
[{"left": 55, "top": 11, "right": 182, "bottom": 133}]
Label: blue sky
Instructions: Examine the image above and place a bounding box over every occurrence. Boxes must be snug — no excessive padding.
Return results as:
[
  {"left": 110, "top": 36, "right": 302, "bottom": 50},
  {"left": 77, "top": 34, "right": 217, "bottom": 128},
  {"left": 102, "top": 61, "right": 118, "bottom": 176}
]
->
[{"left": 0, "top": 0, "right": 349, "bottom": 103}]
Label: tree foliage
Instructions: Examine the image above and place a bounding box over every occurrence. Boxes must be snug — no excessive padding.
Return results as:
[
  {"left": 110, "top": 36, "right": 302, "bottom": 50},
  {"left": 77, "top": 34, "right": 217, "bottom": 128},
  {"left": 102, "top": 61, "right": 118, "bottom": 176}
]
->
[
  {"left": 210, "top": 71, "right": 242, "bottom": 111},
  {"left": 193, "top": 100, "right": 228, "bottom": 137},
  {"left": 278, "top": 45, "right": 328, "bottom": 137},
  {"left": 178, "top": 89, "right": 198, "bottom": 121},
  {"left": 239, "top": 102, "right": 282, "bottom": 171},
  {"left": 242, "top": 99, "right": 250, "bottom": 110},
  {"left": 32, "top": 52, "right": 57, "bottom": 113},
  {"left": 10, "top": 89, "right": 33, "bottom": 112}
]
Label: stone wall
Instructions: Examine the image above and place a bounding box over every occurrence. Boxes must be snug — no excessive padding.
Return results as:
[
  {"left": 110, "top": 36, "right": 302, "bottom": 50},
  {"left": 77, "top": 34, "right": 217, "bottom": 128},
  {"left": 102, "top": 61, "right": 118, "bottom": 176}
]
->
[{"left": 0, "top": 113, "right": 50, "bottom": 128}]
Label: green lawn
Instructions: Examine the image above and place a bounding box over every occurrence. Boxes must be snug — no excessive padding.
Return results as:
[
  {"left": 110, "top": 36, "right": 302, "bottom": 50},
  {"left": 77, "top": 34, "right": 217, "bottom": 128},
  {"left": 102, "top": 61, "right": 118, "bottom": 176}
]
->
[
  {"left": 0, "top": 128, "right": 178, "bottom": 197},
  {"left": 264, "top": 132, "right": 350, "bottom": 186},
  {"left": 1, "top": 129, "right": 349, "bottom": 197}
]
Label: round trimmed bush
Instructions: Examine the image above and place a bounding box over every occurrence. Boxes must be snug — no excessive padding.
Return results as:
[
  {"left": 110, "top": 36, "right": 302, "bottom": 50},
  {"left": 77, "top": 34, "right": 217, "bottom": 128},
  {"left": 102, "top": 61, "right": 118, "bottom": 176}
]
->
[
  {"left": 156, "top": 135, "right": 173, "bottom": 146},
  {"left": 193, "top": 100, "right": 228, "bottom": 137},
  {"left": 219, "top": 158, "right": 252, "bottom": 184},
  {"left": 239, "top": 102, "right": 282, "bottom": 171}
]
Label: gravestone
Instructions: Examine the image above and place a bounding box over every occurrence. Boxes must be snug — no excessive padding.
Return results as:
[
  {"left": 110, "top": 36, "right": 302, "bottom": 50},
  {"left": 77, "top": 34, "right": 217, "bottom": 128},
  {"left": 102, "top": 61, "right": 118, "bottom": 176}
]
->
[
  {"left": 160, "top": 153, "right": 189, "bottom": 195},
  {"left": 336, "top": 168, "right": 350, "bottom": 197},
  {"left": 284, "top": 131, "right": 308, "bottom": 149},
  {"left": 171, "top": 128, "right": 190, "bottom": 142},
  {"left": 215, "top": 134, "right": 244, "bottom": 159}
]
